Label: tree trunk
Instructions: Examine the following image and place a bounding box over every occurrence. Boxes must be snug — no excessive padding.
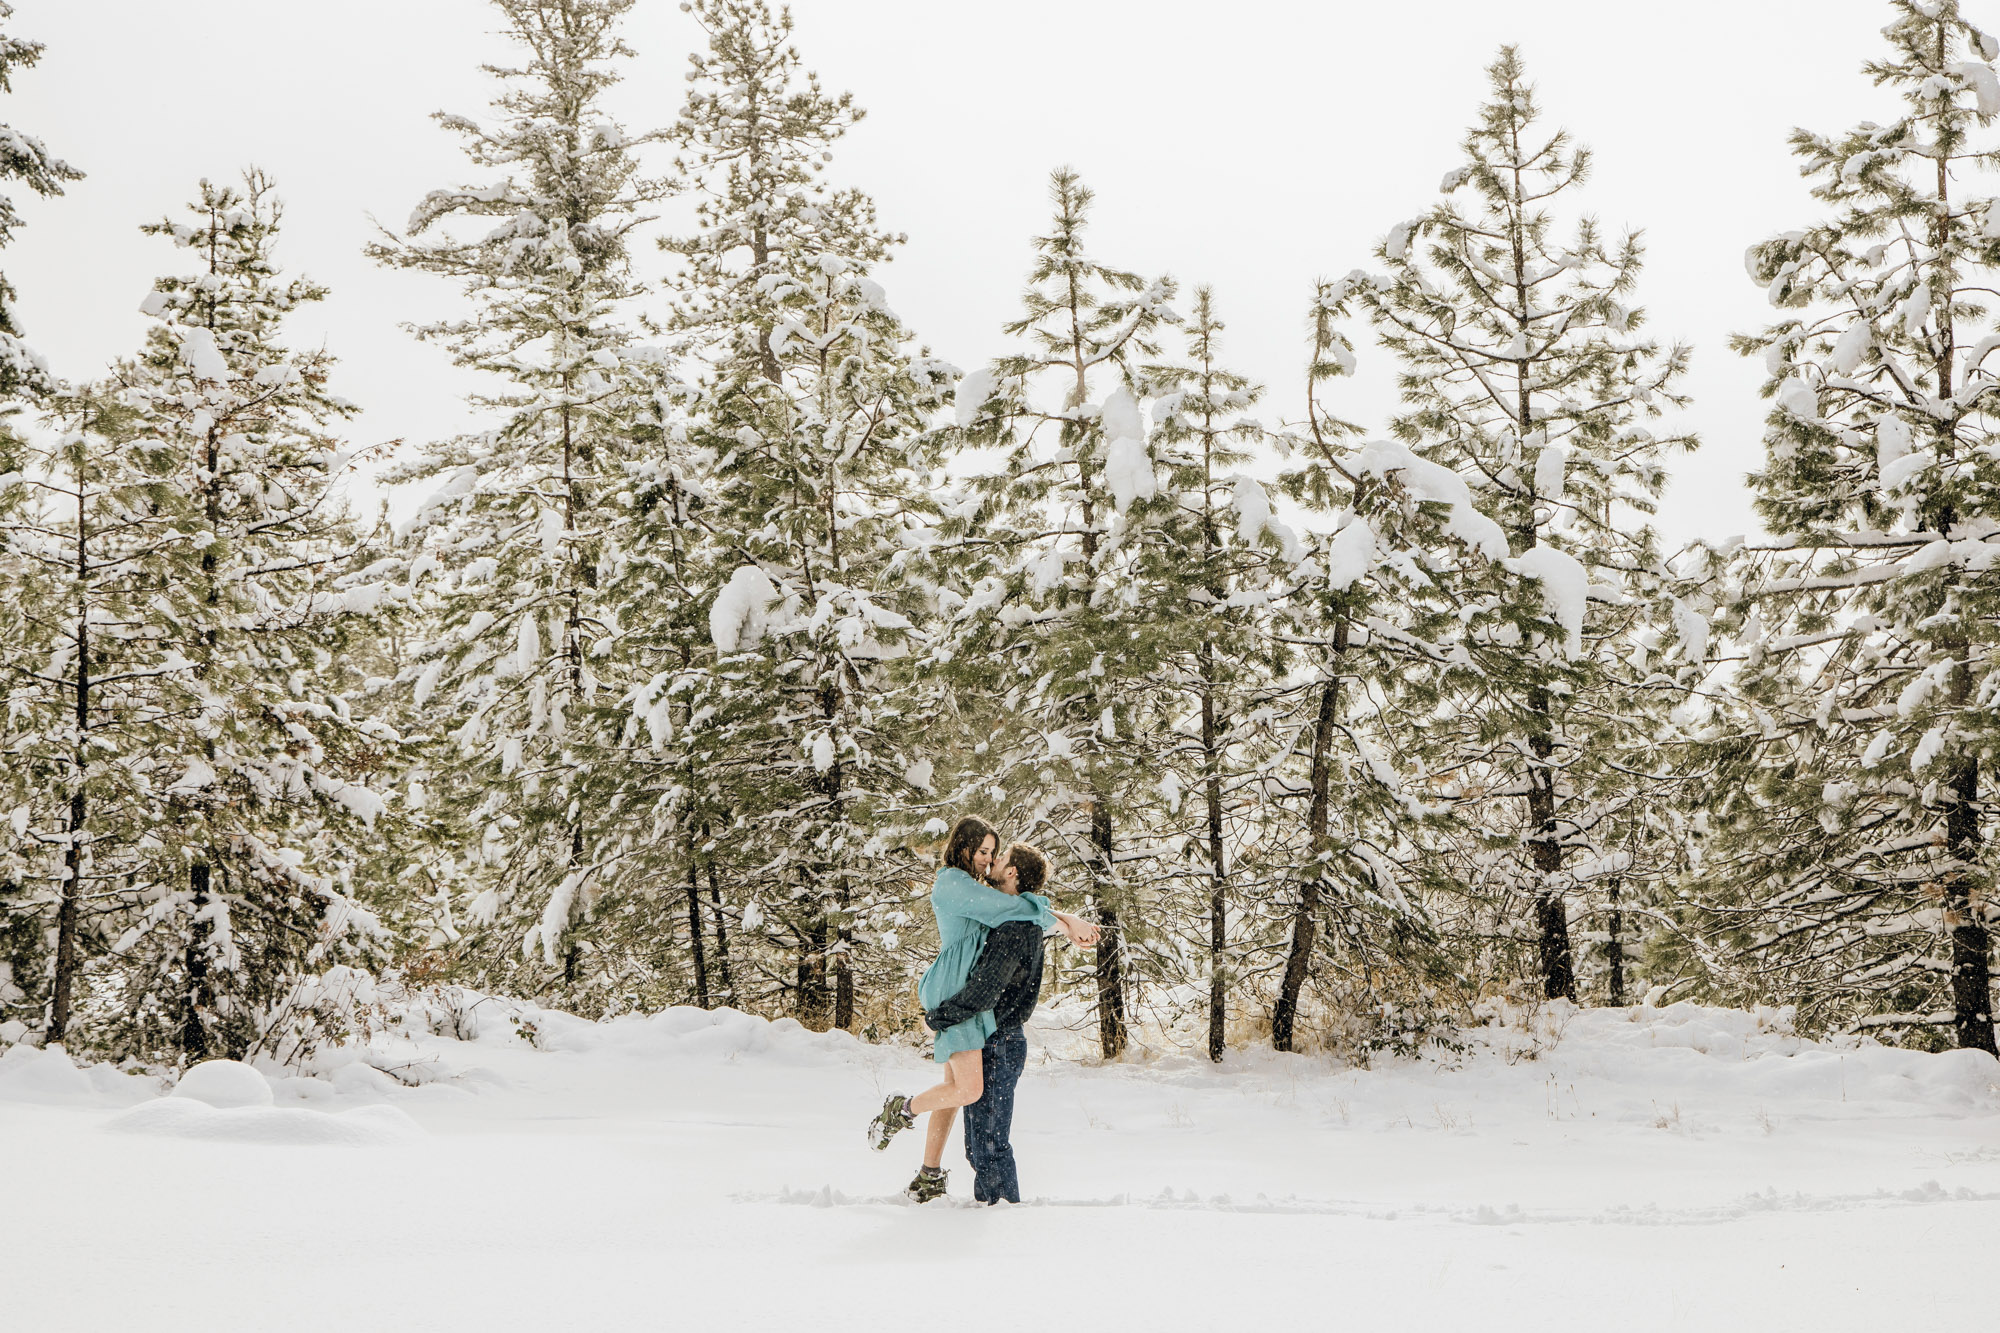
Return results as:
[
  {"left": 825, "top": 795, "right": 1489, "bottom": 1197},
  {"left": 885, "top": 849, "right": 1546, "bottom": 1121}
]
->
[
  {"left": 820, "top": 684, "right": 855, "bottom": 1032},
  {"left": 686, "top": 852, "right": 710, "bottom": 1010},
  {"left": 1527, "top": 687, "right": 1576, "bottom": 1001},
  {"left": 1088, "top": 786, "right": 1126, "bottom": 1060},
  {"left": 182, "top": 862, "right": 213, "bottom": 1061},
  {"left": 49, "top": 559, "right": 90, "bottom": 1041},
  {"left": 1606, "top": 877, "right": 1626, "bottom": 1007},
  {"left": 1927, "top": 51, "right": 1992, "bottom": 1055},
  {"left": 1273, "top": 618, "right": 1346, "bottom": 1052},
  {"left": 833, "top": 922, "right": 854, "bottom": 1031},
  {"left": 49, "top": 792, "right": 83, "bottom": 1041},
  {"left": 1944, "top": 735, "right": 1996, "bottom": 1055},
  {"left": 798, "top": 917, "right": 831, "bottom": 1031},
  {"left": 557, "top": 820, "right": 586, "bottom": 989},
  {"left": 1201, "top": 645, "right": 1227, "bottom": 1064},
  {"left": 1054, "top": 244, "right": 1128, "bottom": 1061},
  {"left": 704, "top": 833, "right": 736, "bottom": 1007}
]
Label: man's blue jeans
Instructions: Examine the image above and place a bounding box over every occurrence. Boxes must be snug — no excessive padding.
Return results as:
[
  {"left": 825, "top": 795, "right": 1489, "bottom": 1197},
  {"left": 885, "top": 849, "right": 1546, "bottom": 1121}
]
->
[{"left": 963, "top": 1024, "right": 1027, "bottom": 1204}]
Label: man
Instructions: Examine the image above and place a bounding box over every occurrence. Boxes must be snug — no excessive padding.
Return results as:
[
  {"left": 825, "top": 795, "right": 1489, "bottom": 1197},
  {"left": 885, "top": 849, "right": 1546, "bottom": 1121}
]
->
[{"left": 905, "top": 842, "right": 1053, "bottom": 1205}]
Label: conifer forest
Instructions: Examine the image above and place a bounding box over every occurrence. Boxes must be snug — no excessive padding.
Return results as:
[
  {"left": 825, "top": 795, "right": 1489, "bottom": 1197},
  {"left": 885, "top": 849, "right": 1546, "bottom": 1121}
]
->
[{"left": 11, "top": 0, "right": 2000, "bottom": 1078}]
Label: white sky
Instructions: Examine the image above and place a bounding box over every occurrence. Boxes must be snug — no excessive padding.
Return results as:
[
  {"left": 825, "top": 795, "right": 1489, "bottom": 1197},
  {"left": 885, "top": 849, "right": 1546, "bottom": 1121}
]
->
[{"left": 4, "top": 0, "right": 1949, "bottom": 544}]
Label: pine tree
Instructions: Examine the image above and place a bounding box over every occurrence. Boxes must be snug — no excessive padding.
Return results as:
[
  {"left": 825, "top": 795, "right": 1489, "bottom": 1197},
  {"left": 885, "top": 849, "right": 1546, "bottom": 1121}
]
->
[
  {"left": 367, "top": 0, "right": 671, "bottom": 1007},
  {"left": 100, "top": 173, "right": 387, "bottom": 1063},
  {"left": 946, "top": 168, "right": 1178, "bottom": 1058},
  {"left": 1349, "top": 48, "right": 1696, "bottom": 1003},
  {"left": 1137, "top": 286, "right": 1287, "bottom": 1061},
  {"left": 1259, "top": 280, "right": 1472, "bottom": 1053},
  {"left": 0, "top": 1, "right": 82, "bottom": 397},
  {"left": 656, "top": 0, "right": 950, "bottom": 1030},
  {"left": 596, "top": 398, "right": 745, "bottom": 1014},
  {"left": 1700, "top": 0, "right": 2000, "bottom": 1052},
  {"left": 2, "top": 175, "right": 386, "bottom": 1062},
  {"left": 0, "top": 0, "right": 84, "bottom": 997},
  {"left": 0, "top": 391, "right": 186, "bottom": 1046}
]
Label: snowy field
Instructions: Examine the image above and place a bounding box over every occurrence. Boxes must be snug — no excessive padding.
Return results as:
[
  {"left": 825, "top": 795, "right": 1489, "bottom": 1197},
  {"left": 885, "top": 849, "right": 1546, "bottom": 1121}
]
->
[{"left": 5, "top": 998, "right": 1998, "bottom": 1332}]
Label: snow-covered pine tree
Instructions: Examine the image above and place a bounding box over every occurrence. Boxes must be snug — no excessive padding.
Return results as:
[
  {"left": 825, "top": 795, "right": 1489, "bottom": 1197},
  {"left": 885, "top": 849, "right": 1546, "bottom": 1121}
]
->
[
  {"left": 945, "top": 168, "right": 1178, "bottom": 1058},
  {"left": 1349, "top": 48, "right": 1697, "bottom": 1002},
  {"left": 1253, "top": 279, "right": 1475, "bottom": 1053},
  {"left": 0, "top": 390, "right": 190, "bottom": 1046},
  {"left": 1700, "top": 0, "right": 2000, "bottom": 1052},
  {"left": 596, "top": 408, "right": 743, "bottom": 1012},
  {"left": 80, "top": 172, "right": 387, "bottom": 1063},
  {"left": 0, "top": 0, "right": 82, "bottom": 397},
  {"left": 1136, "top": 286, "right": 1289, "bottom": 1061},
  {"left": 0, "top": 0, "right": 84, "bottom": 979},
  {"left": 658, "top": 0, "right": 950, "bottom": 1030},
  {"left": 367, "top": 0, "right": 672, "bottom": 1007}
]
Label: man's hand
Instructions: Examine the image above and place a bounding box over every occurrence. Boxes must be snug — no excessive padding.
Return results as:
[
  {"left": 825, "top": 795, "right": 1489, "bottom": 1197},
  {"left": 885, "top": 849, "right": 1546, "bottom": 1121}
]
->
[{"left": 1052, "top": 910, "right": 1099, "bottom": 948}]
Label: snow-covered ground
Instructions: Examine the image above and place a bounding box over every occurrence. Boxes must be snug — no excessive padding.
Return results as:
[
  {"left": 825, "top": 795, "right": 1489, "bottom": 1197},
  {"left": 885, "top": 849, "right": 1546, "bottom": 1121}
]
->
[{"left": 5, "top": 996, "right": 1997, "bottom": 1332}]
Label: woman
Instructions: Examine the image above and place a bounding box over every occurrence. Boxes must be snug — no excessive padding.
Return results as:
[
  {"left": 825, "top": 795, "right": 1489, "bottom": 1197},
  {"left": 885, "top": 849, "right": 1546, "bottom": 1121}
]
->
[{"left": 865, "top": 817, "right": 1093, "bottom": 1172}]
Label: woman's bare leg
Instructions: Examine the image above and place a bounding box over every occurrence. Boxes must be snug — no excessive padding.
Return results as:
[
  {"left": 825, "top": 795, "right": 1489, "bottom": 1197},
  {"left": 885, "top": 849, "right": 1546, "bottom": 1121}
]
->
[
  {"left": 921, "top": 1105, "right": 957, "bottom": 1170},
  {"left": 907, "top": 1050, "right": 981, "bottom": 1169},
  {"left": 908, "top": 1049, "right": 984, "bottom": 1115}
]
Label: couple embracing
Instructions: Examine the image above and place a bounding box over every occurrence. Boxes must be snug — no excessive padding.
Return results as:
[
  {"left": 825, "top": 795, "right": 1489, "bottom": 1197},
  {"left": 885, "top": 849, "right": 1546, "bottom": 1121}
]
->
[{"left": 865, "top": 815, "right": 1099, "bottom": 1204}]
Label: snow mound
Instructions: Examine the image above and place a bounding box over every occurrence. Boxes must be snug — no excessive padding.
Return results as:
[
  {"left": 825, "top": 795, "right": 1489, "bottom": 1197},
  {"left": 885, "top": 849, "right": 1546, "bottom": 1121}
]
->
[
  {"left": 1464, "top": 1002, "right": 2000, "bottom": 1122},
  {"left": 1026, "top": 992, "right": 2000, "bottom": 1120},
  {"left": 105, "top": 1099, "right": 425, "bottom": 1147},
  {"left": 0, "top": 1044, "right": 157, "bottom": 1108},
  {"left": 0, "top": 1043, "right": 95, "bottom": 1104},
  {"left": 528, "top": 1003, "right": 867, "bottom": 1069},
  {"left": 173, "top": 1059, "right": 274, "bottom": 1109}
]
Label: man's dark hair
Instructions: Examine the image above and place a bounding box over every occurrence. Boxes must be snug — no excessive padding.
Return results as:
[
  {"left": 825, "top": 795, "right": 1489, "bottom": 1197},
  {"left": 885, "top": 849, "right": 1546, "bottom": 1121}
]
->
[
  {"left": 943, "top": 816, "right": 998, "bottom": 876},
  {"left": 1006, "top": 842, "right": 1048, "bottom": 896}
]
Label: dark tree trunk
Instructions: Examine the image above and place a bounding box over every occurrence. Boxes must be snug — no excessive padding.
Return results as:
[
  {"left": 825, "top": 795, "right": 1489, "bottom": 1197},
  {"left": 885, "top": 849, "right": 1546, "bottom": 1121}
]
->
[
  {"left": 51, "top": 481, "right": 92, "bottom": 1043},
  {"left": 50, "top": 590, "right": 90, "bottom": 1041},
  {"left": 1923, "top": 38, "right": 1997, "bottom": 1057},
  {"left": 1606, "top": 877, "right": 1626, "bottom": 1007},
  {"left": 820, "top": 728, "right": 852, "bottom": 1024},
  {"left": 833, "top": 924, "right": 854, "bottom": 1031},
  {"left": 1273, "top": 618, "right": 1346, "bottom": 1052},
  {"left": 182, "top": 862, "right": 214, "bottom": 1061},
  {"left": 704, "top": 843, "right": 736, "bottom": 1007},
  {"left": 49, "top": 792, "right": 83, "bottom": 1041},
  {"left": 798, "top": 917, "right": 831, "bottom": 1031},
  {"left": 1944, "top": 749, "right": 1996, "bottom": 1055},
  {"left": 686, "top": 853, "right": 710, "bottom": 1010},
  {"left": 1089, "top": 786, "right": 1126, "bottom": 1060},
  {"left": 1526, "top": 687, "right": 1576, "bottom": 1001},
  {"left": 1201, "top": 647, "right": 1227, "bottom": 1064}
]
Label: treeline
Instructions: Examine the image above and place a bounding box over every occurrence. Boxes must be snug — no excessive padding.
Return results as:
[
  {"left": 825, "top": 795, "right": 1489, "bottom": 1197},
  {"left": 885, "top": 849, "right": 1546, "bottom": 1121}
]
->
[{"left": 2, "top": 0, "right": 1998, "bottom": 1069}]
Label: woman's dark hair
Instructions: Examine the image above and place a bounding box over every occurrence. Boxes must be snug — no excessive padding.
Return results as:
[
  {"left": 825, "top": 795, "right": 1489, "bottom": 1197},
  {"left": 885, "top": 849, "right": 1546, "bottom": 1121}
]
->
[
  {"left": 1006, "top": 842, "right": 1048, "bottom": 897},
  {"left": 943, "top": 816, "right": 999, "bottom": 876}
]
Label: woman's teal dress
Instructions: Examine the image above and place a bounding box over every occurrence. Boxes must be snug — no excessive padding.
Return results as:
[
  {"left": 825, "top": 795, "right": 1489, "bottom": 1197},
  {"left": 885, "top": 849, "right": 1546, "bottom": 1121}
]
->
[{"left": 917, "top": 866, "right": 1055, "bottom": 1063}]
